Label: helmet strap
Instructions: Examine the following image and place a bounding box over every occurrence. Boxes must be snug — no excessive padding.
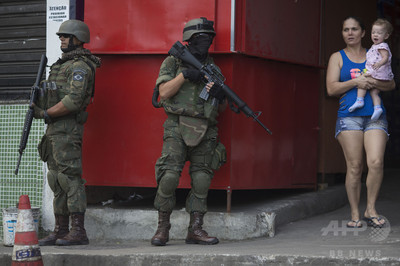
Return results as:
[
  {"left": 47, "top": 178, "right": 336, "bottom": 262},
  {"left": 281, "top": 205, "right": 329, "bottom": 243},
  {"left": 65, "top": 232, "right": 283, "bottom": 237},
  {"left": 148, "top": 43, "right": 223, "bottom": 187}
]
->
[{"left": 61, "top": 37, "right": 81, "bottom": 53}]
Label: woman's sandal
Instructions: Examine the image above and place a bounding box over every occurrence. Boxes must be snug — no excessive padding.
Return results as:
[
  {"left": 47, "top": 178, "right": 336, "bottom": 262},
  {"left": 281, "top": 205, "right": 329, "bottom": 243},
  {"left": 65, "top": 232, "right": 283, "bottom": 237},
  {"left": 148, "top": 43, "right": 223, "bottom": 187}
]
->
[
  {"left": 363, "top": 216, "right": 385, "bottom": 228},
  {"left": 346, "top": 220, "right": 362, "bottom": 228}
]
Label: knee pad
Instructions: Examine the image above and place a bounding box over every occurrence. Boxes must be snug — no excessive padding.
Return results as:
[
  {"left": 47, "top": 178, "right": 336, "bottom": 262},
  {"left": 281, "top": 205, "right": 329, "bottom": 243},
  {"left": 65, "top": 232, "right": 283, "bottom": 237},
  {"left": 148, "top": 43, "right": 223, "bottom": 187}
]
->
[
  {"left": 191, "top": 171, "right": 212, "bottom": 198},
  {"left": 47, "top": 170, "right": 58, "bottom": 193},
  {"left": 158, "top": 170, "right": 180, "bottom": 198},
  {"left": 57, "top": 174, "right": 85, "bottom": 196},
  {"left": 57, "top": 173, "right": 71, "bottom": 194},
  {"left": 56, "top": 174, "right": 86, "bottom": 213}
]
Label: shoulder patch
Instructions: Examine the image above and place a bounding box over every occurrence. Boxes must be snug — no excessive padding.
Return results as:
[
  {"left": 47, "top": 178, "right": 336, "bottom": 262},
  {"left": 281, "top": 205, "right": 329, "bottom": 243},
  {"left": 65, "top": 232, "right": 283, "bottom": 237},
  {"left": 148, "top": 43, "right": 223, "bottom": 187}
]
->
[{"left": 72, "top": 69, "right": 87, "bottom": 81}]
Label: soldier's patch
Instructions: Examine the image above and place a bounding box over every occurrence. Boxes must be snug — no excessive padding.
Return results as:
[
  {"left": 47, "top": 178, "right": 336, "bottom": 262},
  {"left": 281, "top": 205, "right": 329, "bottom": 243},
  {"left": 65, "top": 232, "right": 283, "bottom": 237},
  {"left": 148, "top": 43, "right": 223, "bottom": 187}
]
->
[{"left": 73, "top": 70, "right": 86, "bottom": 81}]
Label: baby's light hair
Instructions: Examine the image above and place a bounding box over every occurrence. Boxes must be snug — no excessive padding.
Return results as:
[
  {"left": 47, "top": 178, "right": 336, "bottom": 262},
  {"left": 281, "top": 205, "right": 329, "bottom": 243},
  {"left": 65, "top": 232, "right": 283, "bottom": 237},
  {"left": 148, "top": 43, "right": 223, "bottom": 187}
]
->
[{"left": 373, "top": 18, "right": 393, "bottom": 36}]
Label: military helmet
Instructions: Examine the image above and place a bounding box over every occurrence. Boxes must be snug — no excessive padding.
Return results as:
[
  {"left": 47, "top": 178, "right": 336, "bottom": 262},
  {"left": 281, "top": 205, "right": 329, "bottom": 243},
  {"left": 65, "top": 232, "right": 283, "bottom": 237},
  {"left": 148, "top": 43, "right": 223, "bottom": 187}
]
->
[
  {"left": 57, "top": 19, "right": 90, "bottom": 43},
  {"left": 182, "top": 17, "right": 216, "bottom": 42}
]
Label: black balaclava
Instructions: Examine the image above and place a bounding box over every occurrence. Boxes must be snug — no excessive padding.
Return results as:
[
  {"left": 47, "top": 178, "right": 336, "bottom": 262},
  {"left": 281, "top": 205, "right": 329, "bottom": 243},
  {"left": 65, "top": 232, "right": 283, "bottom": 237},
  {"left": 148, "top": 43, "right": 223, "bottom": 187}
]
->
[
  {"left": 188, "top": 34, "right": 214, "bottom": 63},
  {"left": 61, "top": 36, "right": 80, "bottom": 53}
]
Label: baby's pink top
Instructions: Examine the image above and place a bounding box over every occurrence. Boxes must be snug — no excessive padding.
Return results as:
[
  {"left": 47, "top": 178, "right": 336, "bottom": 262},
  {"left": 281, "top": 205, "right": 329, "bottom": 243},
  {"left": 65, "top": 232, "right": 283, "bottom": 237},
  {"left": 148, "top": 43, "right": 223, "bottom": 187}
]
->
[{"left": 366, "top": 42, "right": 393, "bottom": 80}]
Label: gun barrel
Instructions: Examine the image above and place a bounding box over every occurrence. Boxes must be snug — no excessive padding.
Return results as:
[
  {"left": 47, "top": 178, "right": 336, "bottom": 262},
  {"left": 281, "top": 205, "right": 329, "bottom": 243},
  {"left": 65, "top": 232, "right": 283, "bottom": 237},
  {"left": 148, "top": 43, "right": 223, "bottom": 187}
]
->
[
  {"left": 169, "top": 41, "right": 272, "bottom": 135},
  {"left": 19, "top": 109, "right": 34, "bottom": 152},
  {"left": 253, "top": 116, "right": 273, "bottom": 135},
  {"left": 35, "top": 54, "right": 47, "bottom": 86},
  {"left": 15, "top": 54, "right": 47, "bottom": 175},
  {"left": 15, "top": 155, "right": 22, "bottom": 175},
  {"left": 221, "top": 84, "right": 247, "bottom": 110},
  {"left": 222, "top": 86, "right": 272, "bottom": 134}
]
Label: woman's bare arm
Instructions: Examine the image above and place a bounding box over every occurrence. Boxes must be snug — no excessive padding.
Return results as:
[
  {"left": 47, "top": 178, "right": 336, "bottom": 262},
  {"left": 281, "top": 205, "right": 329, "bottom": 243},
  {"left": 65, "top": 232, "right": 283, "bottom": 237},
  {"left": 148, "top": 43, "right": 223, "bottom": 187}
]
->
[
  {"left": 369, "top": 76, "right": 395, "bottom": 92},
  {"left": 326, "top": 52, "right": 374, "bottom": 97}
]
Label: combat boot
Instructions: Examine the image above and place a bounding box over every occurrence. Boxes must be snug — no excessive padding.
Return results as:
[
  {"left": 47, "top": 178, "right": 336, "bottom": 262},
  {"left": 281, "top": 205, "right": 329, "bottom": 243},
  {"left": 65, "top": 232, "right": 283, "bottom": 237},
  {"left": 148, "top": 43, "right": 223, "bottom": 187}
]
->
[
  {"left": 39, "top": 214, "right": 69, "bottom": 246},
  {"left": 185, "top": 212, "right": 219, "bottom": 245},
  {"left": 55, "top": 212, "right": 89, "bottom": 246},
  {"left": 151, "top": 211, "right": 172, "bottom": 246}
]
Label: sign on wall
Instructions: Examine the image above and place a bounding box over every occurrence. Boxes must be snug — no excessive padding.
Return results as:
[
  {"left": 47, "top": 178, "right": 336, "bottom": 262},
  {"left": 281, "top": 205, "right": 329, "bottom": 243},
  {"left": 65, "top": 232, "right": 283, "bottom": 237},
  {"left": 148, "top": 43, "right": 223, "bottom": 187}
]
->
[{"left": 46, "top": 0, "right": 70, "bottom": 66}]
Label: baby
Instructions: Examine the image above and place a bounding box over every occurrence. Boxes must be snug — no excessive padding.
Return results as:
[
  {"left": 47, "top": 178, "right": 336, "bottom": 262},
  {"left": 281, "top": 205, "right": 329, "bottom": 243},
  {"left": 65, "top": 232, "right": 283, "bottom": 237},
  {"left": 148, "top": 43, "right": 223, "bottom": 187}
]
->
[{"left": 348, "top": 18, "right": 394, "bottom": 120}]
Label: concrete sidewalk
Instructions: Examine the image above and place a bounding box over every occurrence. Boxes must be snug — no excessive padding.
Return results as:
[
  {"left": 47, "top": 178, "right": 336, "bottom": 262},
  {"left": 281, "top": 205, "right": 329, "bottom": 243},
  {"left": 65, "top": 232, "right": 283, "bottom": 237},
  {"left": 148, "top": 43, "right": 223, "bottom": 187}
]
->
[
  {"left": 1, "top": 169, "right": 399, "bottom": 265},
  {"left": 81, "top": 181, "right": 348, "bottom": 242}
]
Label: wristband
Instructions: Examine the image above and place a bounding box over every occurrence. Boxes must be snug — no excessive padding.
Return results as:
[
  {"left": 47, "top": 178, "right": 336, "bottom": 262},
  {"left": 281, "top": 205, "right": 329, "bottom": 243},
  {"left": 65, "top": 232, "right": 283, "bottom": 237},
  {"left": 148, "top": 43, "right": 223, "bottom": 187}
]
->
[{"left": 43, "top": 110, "right": 53, "bottom": 124}]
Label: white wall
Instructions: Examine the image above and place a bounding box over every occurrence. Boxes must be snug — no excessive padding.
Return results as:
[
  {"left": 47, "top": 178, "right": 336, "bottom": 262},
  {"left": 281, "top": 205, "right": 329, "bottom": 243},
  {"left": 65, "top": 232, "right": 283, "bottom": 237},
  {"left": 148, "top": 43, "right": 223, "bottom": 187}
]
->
[{"left": 42, "top": 0, "right": 70, "bottom": 231}]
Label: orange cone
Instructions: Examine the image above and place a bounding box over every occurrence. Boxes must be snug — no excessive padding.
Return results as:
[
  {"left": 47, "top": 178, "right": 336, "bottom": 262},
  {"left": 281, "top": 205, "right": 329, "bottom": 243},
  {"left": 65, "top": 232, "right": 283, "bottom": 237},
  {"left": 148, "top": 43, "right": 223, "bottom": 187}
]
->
[{"left": 11, "top": 195, "right": 43, "bottom": 266}]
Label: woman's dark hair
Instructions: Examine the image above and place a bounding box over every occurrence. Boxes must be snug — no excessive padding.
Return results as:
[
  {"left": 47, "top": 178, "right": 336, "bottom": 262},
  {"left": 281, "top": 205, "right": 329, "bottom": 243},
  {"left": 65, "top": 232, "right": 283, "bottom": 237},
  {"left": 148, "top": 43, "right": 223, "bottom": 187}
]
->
[{"left": 342, "top": 16, "right": 366, "bottom": 31}]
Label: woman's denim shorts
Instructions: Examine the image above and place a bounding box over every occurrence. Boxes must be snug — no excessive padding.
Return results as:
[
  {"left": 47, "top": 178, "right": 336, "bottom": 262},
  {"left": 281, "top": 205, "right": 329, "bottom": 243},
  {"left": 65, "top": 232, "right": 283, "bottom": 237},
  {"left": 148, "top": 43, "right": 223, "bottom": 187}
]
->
[{"left": 335, "top": 115, "right": 389, "bottom": 138}]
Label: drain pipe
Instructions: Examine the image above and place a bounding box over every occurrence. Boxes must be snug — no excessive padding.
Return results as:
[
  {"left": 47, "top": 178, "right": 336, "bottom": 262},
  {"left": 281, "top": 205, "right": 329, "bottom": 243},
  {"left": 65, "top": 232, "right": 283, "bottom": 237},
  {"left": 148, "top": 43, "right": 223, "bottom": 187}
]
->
[{"left": 230, "top": 0, "right": 236, "bottom": 52}]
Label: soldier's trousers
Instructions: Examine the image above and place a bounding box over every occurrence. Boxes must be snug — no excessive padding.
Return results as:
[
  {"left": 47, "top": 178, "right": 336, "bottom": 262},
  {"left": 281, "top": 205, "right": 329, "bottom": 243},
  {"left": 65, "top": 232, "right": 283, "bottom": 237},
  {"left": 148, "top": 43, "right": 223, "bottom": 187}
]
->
[
  {"left": 38, "top": 119, "right": 87, "bottom": 216},
  {"left": 154, "top": 118, "right": 218, "bottom": 213}
]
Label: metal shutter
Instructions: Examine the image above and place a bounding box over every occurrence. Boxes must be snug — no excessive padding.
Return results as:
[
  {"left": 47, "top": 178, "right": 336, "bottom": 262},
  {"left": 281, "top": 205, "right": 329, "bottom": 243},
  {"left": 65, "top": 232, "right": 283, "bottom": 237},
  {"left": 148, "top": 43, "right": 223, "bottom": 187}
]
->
[{"left": 0, "top": 0, "right": 46, "bottom": 103}]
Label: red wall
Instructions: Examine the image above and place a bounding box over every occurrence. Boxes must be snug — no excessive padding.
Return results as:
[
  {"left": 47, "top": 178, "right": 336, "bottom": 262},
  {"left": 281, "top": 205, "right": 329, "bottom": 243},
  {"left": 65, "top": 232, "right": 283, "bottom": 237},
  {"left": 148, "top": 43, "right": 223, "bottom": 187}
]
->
[
  {"left": 236, "top": 0, "right": 321, "bottom": 66},
  {"left": 86, "top": 0, "right": 232, "bottom": 53},
  {"left": 83, "top": 0, "right": 320, "bottom": 190}
]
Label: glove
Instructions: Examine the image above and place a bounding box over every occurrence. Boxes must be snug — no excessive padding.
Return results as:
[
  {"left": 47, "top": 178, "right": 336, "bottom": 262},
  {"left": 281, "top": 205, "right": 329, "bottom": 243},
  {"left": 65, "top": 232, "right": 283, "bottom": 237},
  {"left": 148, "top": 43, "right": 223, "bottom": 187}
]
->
[
  {"left": 32, "top": 105, "right": 53, "bottom": 124},
  {"left": 33, "top": 104, "right": 44, "bottom": 119},
  {"left": 182, "top": 69, "right": 202, "bottom": 82},
  {"left": 209, "top": 84, "right": 226, "bottom": 101}
]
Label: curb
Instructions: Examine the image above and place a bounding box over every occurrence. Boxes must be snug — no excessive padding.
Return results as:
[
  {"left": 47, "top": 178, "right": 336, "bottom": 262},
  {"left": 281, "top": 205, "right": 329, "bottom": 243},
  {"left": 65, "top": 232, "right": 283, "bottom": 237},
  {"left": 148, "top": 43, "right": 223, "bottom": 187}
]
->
[{"left": 84, "top": 184, "right": 347, "bottom": 241}]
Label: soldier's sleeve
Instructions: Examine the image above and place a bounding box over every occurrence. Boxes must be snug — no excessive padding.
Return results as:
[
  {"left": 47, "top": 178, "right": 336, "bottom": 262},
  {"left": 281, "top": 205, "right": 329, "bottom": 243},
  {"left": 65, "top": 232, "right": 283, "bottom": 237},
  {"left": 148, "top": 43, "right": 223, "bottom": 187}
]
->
[
  {"left": 156, "top": 56, "right": 178, "bottom": 88},
  {"left": 61, "top": 61, "right": 92, "bottom": 112}
]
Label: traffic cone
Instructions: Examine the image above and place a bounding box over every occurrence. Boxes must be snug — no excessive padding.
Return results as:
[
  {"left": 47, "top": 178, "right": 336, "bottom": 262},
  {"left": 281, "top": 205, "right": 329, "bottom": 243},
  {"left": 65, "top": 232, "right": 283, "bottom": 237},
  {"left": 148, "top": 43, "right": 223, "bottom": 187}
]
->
[{"left": 11, "top": 195, "right": 43, "bottom": 266}]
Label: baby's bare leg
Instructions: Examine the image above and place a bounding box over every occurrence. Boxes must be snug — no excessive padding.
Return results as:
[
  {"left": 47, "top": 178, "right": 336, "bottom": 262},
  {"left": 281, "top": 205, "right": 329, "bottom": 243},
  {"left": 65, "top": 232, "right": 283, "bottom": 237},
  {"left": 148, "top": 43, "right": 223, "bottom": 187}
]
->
[
  {"left": 357, "top": 88, "right": 367, "bottom": 98},
  {"left": 370, "top": 88, "right": 381, "bottom": 106},
  {"left": 370, "top": 88, "right": 383, "bottom": 121}
]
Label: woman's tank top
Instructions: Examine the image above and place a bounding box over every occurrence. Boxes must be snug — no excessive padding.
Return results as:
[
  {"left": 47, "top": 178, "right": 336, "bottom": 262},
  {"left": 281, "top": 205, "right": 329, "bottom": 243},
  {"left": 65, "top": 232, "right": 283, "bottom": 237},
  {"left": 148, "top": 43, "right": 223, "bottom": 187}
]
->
[{"left": 337, "top": 49, "right": 385, "bottom": 117}]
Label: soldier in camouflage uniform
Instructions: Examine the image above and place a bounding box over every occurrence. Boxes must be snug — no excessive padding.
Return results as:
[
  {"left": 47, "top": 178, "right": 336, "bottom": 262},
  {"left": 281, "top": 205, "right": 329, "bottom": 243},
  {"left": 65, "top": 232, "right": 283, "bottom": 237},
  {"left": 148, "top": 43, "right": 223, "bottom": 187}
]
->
[
  {"left": 151, "top": 17, "right": 227, "bottom": 246},
  {"left": 33, "top": 20, "right": 101, "bottom": 246}
]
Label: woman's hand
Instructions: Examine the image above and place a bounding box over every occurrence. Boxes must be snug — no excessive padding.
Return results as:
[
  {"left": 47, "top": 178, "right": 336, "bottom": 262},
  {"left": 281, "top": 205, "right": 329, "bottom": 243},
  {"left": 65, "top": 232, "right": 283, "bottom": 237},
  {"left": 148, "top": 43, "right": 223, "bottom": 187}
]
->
[
  {"left": 365, "top": 75, "right": 396, "bottom": 92},
  {"left": 354, "top": 73, "right": 374, "bottom": 90}
]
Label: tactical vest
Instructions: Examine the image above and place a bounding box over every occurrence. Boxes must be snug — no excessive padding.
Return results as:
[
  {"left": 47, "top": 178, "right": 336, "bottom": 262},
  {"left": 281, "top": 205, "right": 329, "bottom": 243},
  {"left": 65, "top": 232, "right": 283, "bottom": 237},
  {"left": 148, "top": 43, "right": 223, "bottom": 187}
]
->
[
  {"left": 45, "top": 56, "right": 96, "bottom": 113},
  {"left": 159, "top": 56, "right": 220, "bottom": 125}
]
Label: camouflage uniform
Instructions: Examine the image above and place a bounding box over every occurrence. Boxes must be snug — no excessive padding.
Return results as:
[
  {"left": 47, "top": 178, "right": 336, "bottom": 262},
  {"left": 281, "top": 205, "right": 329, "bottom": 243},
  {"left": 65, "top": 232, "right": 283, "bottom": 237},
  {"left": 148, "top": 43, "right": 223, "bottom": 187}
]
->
[
  {"left": 154, "top": 55, "right": 225, "bottom": 213},
  {"left": 38, "top": 48, "right": 101, "bottom": 216},
  {"left": 151, "top": 17, "right": 224, "bottom": 247}
]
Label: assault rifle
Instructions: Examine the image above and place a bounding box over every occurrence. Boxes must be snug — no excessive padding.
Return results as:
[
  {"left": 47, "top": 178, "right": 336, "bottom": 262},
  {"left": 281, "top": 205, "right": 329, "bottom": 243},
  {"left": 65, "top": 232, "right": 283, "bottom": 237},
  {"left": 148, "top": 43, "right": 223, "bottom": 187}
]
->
[
  {"left": 168, "top": 41, "right": 272, "bottom": 134},
  {"left": 15, "top": 54, "right": 47, "bottom": 175}
]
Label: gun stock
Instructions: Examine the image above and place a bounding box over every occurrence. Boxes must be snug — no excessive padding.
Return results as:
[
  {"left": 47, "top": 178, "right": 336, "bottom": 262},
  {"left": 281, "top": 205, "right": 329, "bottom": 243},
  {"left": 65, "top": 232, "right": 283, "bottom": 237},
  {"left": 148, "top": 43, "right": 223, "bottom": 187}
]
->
[{"left": 15, "top": 54, "right": 47, "bottom": 175}]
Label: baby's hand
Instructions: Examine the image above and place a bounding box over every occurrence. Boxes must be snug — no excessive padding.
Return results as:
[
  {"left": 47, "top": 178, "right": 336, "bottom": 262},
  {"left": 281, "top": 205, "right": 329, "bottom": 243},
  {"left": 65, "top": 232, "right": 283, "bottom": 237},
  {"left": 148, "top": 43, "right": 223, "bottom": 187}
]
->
[{"left": 372, "top": 62, "right": 383, "bottom": 70}]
